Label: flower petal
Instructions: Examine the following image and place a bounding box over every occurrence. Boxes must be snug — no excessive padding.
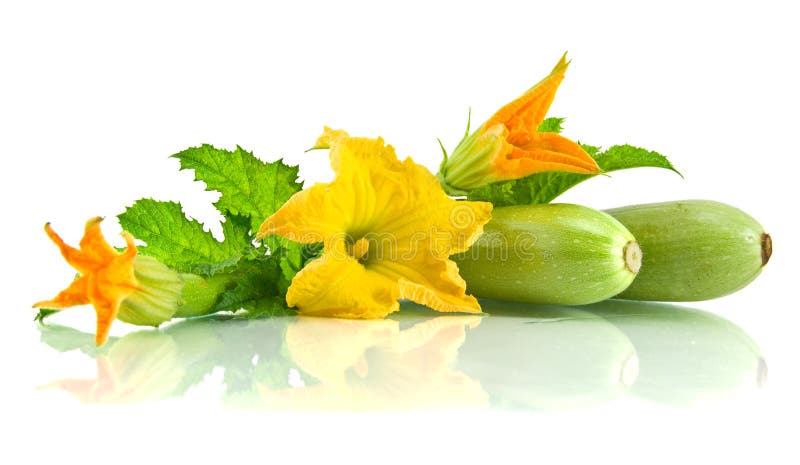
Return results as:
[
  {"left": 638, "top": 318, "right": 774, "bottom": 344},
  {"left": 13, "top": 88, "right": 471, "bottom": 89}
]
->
[
  {"left": 376, "top": 187, "right": 493, "bottom": 257},
  {"left": 260, "top": 130, "right": 405, "bottom": 242},
  {"left": 257, "top": 184, "right": 341, "bottom": 243},
  {"left": 371, "top": 255, "right": 481, "bottom": 314},
  {"left": 322, "top": 127, "right": 401, "bottom": 175},
  {"left": 286, "top": 253, "right": 401, "bottom": 318},
  {"left": 86, "top": 285, "right": 123, "bottom": 346},
  {"left": 286, "top": 128, "right": 493, "bottom": 251},
  {"left": 90, "top": 249, "right": 138, "bottom": 345},
  {"left": 484, "top": 54, "right": 569, "bottom": 146},
  {"left": 33, "top": 276, "right": 90, "bottom": 309},
  {"left": 87, "top": 267, "right": 136, "bottom": 345},
  {"left": 43, "top": 220, "right": 103, "bottom": 275},
  {"left": 343, "top": 152, "right": 492, "bottom": 258},
  {"left": 492, "top": 131, "right": 600, "bottom": 179},
  {"left": 311, "top": 126, "right": 350, "bottom": 151},
  {"left": 78, "top": 217, "right": 120, "bottom": 267}
]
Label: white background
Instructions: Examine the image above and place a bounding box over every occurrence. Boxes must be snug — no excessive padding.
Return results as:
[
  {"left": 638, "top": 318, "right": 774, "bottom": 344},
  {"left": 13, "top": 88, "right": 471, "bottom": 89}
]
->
[{"left": 1, "top": 0, "right": 798, "bottom": 463}]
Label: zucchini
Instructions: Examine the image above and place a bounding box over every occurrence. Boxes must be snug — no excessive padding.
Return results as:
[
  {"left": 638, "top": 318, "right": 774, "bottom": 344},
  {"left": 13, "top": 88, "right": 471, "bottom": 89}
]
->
[
  {"left": 453, "top": 204, "right": 641, "bottom": 305},
  {"left": 606, "top": 200, "right": 771, "bottom": 301}
]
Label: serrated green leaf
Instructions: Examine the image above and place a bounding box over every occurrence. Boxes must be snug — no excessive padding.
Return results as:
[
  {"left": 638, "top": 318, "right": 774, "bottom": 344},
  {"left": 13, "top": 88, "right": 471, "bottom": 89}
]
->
[
  {"left": 594, "top": 144, "right": 680, "bottom": 173},
  {"left": 118, "top": 199, "right": 251, "bottom": 275},
  {"left": 581, "top": 143, "right": 602, "bottom": 157},
  {"left": 468, "top": 144, "right": 681, "bottom": 206},
  {"left": 172, "top": 145, "right": 302, "bottom": 233}
]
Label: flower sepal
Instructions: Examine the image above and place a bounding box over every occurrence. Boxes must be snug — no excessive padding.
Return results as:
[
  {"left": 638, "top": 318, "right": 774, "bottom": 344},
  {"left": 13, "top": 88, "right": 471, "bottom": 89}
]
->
[
  {"left": 438, "top": 126, "right": 506, "bottom": 194},
  {"left": 115, "top": 255, "right": 183, "bottom": 327}
]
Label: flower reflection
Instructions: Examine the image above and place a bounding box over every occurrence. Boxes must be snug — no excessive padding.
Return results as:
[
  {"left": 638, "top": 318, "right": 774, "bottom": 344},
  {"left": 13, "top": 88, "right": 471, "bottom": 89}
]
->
[
  {"left": 44, "top": 331, "right": 185, "bottom": 403},
  {"left": 257, "top": 315, "right": 487, "bottom": 410},
  {"left": 38, "top": 300, "right": 765, "bottom": 410},
  {"left": 39, "top": 312, "right": 488, "bottom": 410}
]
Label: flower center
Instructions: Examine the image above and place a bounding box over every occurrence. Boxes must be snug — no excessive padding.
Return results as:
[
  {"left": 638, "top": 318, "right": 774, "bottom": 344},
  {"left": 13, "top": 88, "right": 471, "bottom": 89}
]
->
[{"left": 346, "top": 236, "right": 371, "bottom": 263}]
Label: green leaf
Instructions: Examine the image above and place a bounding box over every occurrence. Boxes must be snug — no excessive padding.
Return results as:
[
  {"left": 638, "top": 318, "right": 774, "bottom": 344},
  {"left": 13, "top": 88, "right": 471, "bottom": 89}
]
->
[
  {"left": 34, "top": 308, "right": 60, "bottom": 323},
  {"left": 537, "top": 117, "right": 565, "bottom": 134},
  {"left": 172, "top": 145, "right": 302, "bottom": 233},
  {"left": 468, "top": 144, "right": 681, "bottom": 206},
  {"left": 213, "top": 257, "right": 284, "bottom": 312},
  {"left": 277, "top": 244, "right": 303, "bottom": 292},
  {"left": 240, "top": 297, "right": 295, "bottom": 319},
  {"left": 118, "top": 199, "right": 251, "bottom": 275},
  {"left": 276, "top": 241, "right": 323, "bottom": 293},
  {"left": 581, "top": 143, "right": 602, "bottom": 157},
  {"left": 594, "top": 144, "right": 680, "bottom": 173}
]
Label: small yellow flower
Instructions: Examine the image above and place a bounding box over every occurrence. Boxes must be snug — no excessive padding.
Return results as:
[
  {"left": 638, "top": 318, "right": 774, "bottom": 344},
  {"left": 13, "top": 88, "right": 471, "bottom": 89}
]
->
[
  {"left": 258, "top": 128, "right": 493, "bottom": 318},
  {"left": 34, "top": 217, "right": 139, "bottom": 345},
  {"left": 438, "top": 54, "right": 601, "bottom": 194}
]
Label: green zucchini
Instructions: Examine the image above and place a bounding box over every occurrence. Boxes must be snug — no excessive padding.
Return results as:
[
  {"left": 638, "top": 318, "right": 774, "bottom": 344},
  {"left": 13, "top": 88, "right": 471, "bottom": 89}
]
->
[
  {"left": 453, "top": 204, "right": 641, "bottom": 305},
  {"left": 606, "top": 200, "right": 771, "bottom": 301}
]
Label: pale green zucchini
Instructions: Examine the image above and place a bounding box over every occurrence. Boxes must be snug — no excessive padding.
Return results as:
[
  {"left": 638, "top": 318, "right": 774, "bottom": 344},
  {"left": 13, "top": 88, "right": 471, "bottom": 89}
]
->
[
  {"left": 606, "top": 200, "right": 771, "bottom": 301},
  {"left": 453, "top": 204, "right": 641, "bottom": 305}
]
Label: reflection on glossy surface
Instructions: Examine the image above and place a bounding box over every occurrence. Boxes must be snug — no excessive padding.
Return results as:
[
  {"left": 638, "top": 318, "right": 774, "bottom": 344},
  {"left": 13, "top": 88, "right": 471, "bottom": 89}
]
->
[
  {"left": 457, "top": 300, "right": 638, "bottom": 410},
  {"left": 44, "top": 331, "right": 186, "bottom": 403},
  {"left": 259, "top": 314, "right": 487, "bottom": 410},
  {"left": 38, "top": 299, "right": 764, "bottom": 410},
  {"left": 586, "top": 300, "right": 766, "bottom": 406}
]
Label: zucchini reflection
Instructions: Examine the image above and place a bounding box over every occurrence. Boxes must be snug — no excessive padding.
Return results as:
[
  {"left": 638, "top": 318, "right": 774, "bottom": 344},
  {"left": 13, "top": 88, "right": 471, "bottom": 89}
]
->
[
  {"left": 38, "top": 300, "right": 763, "bottom": 409},
  {"left": 456, "top": 300, "right": 638, "bottom": 410},
  {"left": 585, "top": 300, "right": 766, "bottom": 406}
]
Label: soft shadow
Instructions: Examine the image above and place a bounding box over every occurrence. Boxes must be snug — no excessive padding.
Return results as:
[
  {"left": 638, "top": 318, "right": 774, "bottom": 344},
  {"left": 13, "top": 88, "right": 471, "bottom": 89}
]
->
[{"left": 37, "top": 299, "right": 763, "bottom": 410}]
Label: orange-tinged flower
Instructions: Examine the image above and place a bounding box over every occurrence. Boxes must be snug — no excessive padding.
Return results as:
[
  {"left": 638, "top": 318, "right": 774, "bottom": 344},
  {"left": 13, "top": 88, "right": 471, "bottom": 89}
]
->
[
  {"left": 258, "top": 128, "right": 493, "bottom": 318},
  {"left": 34, "top": 217, "right": 139, "bottom": 345},
  {"left": 438, "top": 54, "right": 601, "bottom": 194}
]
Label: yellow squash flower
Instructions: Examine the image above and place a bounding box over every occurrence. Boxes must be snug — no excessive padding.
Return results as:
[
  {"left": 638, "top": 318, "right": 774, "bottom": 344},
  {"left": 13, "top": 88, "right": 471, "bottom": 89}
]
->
[
  {"left": 258, "top": 128, "right": 493, "bottom": 318},
  {"left": 438, "top": 54, "right": 601, "bottom": 194},
  {"left": 34, "top": 217, "right": 139, "bottom": 345}
]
